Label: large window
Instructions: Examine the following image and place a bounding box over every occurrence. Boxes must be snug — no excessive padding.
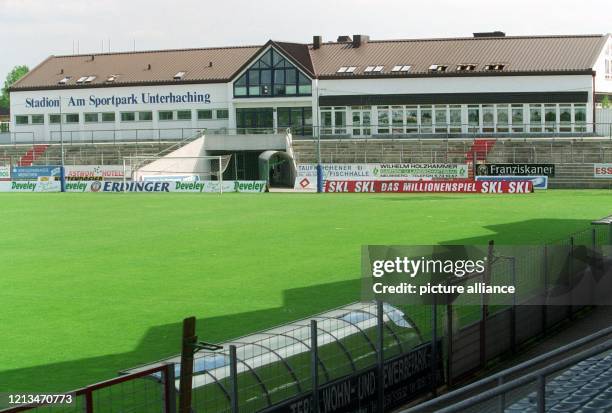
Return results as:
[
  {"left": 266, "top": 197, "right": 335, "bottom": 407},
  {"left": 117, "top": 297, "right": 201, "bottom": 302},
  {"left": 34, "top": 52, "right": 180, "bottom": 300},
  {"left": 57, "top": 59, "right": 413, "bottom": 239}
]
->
[
  {"left": 511, "top": 105, "right": 524, "bottom": 132},
  {"left": 320, "top": 107, "right": 346, "bottom": 135},
  {"left": 544, "top": 104, "right": 556, "bottom": 132},
  {"left": 49, "top": 114, "right": 61, "bottom": 124},
  {"left": 233, "top": 48, "right": 311, "bottom": 97},
  {"left": 277, "top": 107, "right": 312, "bottom": 136},
  {"left": 496, "top": 104, "right": 509, "bottom": 132},
  {"left": 216, "top": 109, "right": 229, "bottom": 120},
  {"left": 177, "top": 110, "right": 192, "bottom": 120},
  {"left": 434, "top": 106, "right": 448, "bottom": 133},
  {"left": 406, "top": 106, "right": 418, "bottom": 133},
  {"left": 529, "top": 104, "right": 542, "bottom": 132},
  {"left": 139, "top": 111, "right": 153, "bottom": 121},
  {"left": 197, "top": 110, "right": 212, "bottom": 120},
  {"left": 121, "top": 112, "right": 136, "bottom": 122},
  {"left": 84, "top": 113, "right": 99, "bottom": 123},
  {"left": 420, "top": 106, "right": 432, "bottom": 133},
  {"left": 482, "top": 105, "right": 495, "bottom": 132},
  {"left": 574, "top": 104, "right": 587, "bottom": 132},
  {"left": 377, "top": 106, "right": 389, "bottom": 134},
  {"left": 65, "top": 113, "right": 79, "bottom": 123},
  {"left": 159, "top": 111, "right": 174, "bottom": 121},
  {"left": 31, "top": 114, "right": 44, "bottom": 125},
  {"left": 102, "top": 112, "right": 115, "bottom": 122},
  {"left": 559, "top": 105, "right": 571, "bottom": 132},
  {"left": 15, "top": 115, "right": 29, "bottom": 125},
  {"left": 449, "top": 105, "right": 462, "bottom": 133},
  {"left": 467, "top": 105, "right": 479, "bottom": 132}
]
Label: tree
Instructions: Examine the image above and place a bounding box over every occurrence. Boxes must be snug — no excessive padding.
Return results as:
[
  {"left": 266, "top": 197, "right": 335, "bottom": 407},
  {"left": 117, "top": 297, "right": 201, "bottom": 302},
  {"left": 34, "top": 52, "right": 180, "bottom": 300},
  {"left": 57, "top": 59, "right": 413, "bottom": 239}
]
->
[
  {"left": 602, "top": 95, "right": 611, "bottom": 109},
  {"left": 0, "top": 65, "right": 29, "bottom": 110}
]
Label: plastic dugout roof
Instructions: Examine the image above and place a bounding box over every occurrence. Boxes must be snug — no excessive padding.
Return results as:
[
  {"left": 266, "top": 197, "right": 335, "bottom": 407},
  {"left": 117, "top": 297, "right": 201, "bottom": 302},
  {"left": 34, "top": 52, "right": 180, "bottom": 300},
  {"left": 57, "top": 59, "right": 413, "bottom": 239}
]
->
[{"left": 122, "top": 301, "right": 422, "bottom": 395}]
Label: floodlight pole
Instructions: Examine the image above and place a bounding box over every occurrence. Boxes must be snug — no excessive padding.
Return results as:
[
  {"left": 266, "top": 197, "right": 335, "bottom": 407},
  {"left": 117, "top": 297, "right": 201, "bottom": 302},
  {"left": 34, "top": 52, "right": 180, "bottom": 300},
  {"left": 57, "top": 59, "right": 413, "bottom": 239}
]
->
[
  {"left": 315, "top": 81, "right": 323, "bottom": 193},
  {"left": 58, "top": 96, "right": 66, "bottom": 192}
]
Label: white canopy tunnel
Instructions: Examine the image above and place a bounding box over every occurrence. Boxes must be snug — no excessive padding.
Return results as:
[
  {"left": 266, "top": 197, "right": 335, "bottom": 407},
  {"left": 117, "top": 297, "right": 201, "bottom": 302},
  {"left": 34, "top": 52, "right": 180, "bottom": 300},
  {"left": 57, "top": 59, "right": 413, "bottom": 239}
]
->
[{"left": 123, "top": 301, "right": 422, "bottom": 402}]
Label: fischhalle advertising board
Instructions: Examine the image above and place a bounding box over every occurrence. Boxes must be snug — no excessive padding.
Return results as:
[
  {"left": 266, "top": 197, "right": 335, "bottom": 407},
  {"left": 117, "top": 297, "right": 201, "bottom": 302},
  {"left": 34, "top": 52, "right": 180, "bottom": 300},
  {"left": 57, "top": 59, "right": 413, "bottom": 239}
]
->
[{"left": 295, "top": 163, "right": 469, "bottom": 190}]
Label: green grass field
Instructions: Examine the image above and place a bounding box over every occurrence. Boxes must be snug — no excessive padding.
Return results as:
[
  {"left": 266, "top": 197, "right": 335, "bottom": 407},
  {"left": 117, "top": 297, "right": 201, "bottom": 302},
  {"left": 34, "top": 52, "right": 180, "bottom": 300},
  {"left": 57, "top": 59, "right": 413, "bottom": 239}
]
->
[{"left": 0, "top": 190, "right": 610, "bottom": 394}]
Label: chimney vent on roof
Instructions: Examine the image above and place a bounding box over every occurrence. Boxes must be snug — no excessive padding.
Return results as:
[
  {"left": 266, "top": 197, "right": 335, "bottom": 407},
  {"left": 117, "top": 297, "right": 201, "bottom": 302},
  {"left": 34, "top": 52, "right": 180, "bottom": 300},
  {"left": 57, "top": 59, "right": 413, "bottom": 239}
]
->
[
  {"left": 313, "top": 35, "right": 322, "bottom": 49},
  {"left": 473, "top": 31, "right": 506, "bottom": 38},
  {"left": 147, "top": 64, "right": 151, "bottom": 70},
  {"left": 337, "top": 35, "right": 352, "bottom": 43},
  {"left": 60, "top": 69, "right": 64, "bottom": 74},
  {"left": 352, "top": 34, "right": 369, "bottom": 48},
  {"left": 89, "top": 55, "right": 95, "bottom": 61},
  {"left": 209, "top": 61, "right": 213, "bottom": 67}
]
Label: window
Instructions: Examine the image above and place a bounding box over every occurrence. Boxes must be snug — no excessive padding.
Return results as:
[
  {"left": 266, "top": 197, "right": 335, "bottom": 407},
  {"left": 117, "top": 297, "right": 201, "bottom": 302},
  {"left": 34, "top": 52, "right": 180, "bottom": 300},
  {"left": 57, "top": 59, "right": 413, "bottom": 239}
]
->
[
  {"left": 511, "top": 105, "right": 524, "bottom": 132},
  {"left": 277, "top": 107, "right": 312, "bottom": 136},
  {"left": 449, "top": 105, "right": 462, "bottom": 133},
  {"left": 334, "top": 107, "right": 346, "bottom": 134},
  {"left": 106, "top": 75, "right": 117, "bottom": 83},
  {"left": 76, "top": 76, "right": 88, "bottom": 84},
  {"left": 377, "top": 106, "right": 389, "bottom": 134},
  {"left": 102, "top": 112, "right": 115, "bottom": 122},
  {"left": 529, "top": 104, "right": 542, "bottom": 132},
  {"left": 406, "top": 106, "right": 418, "bottom": 132},
  {"left": 159, "top": 111, "right": 174, "bottom": 121},
  {"left": 559, "top": 105, "right": 571, "bottom": 132},
  {"left": 31, "top": 114, "right": 44, "bottom": 124},
  {"left": 485, "top": 64, "right": 505, "bottom": 71},
  {"left": 84, "top": 113, "right": 99, "bottom": 123},
  {"left": 496, "top": 104, "right": 509, "bottom": 132},
  {"left": 234, "top": 48, "right": 311, "bottom": 97},
  {"left": 482, "top": 105, "right": 494, "bottom": 132},
  {"left": 197, "top": 110, "right": 212, "bottom": 120},
  {"left": 544, "top": 104, "right": 557, "bottom": 132},
  {"left": 84, "top": 76, "right": 96, "bottom": 83},
  {"left": 392, "top": 65, "right": 411, "bottom": 72},
  {"left": 429, "top": 64, "right": 447, "bottom": 72},
  {"left": 15, "top": 115, "right": 29, "bottom": 125},
  {"left": 321, "top": 108, "right": 333, "bottom": 134},
  {"left": 457, "top": 64, "right": 477, "bottom": 71},
  {"left": 65, "top": 113, "right": 79, "bottom": 123},
  {"left": 177, "top": 110, "right": 192, "bottom": 120},
  {"left": 121, "top": 112, "right": 136, "bottom": 122},
  {"left": 216, "top": 109, "right": 229, "bottom": 119},
  {"left": 49, "top": 114, "right": 61, "bottom": 124},
  {"left": 139, "top": 111, "right": 153, "bottom": 121},
  {"left": 574, "top": 104, "right": 587, "bottom": 132},
  {"left": 392, "top": 106, "right": 403, "bottom": 133},
  {"left": 58, "top": 77, "right": 70, "bottom": 85},
  {"left": 174, "top": 71, "right": 185, "bottom": 80},
  {"left": 468, "top": 105, "right": 480, "bottom": 132},
  {"left": 434, "top": 106, "right": 448, "bottom": 133},
  {"left": 364, "top": 66, "right": 375, "bottom": 72},
  {"left": 420, "top": 106, "right": 433, "bottom": 133}
]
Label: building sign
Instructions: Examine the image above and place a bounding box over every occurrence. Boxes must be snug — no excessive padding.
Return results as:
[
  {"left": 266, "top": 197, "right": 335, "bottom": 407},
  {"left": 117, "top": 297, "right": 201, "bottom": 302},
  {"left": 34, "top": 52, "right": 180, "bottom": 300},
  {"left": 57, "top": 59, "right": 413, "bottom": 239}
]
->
[
  {"left": 324, "top": 180, "right": 533, "bottom": 193},
  {"left": 594, "top": 163, "right": 612, "bottom": 178},
  {"left": 64, "top": 165, "right": 130, "bottom": 180},
  {"left": 295, "top": 163, "right": 468, "bottom": 190},
  {"left": 476, "top": 163, "right": 555, "bottom": 177},
  {"left": 475, "top": 175, "right": 548, "bottom": 190},
  {"left": 11, "top": 166, "right": 60, "bottom": 179},
  {"left": 24, "top": 92, "right": 211, "bottom": 109},
  {"left": 262, "top": 340, "right": 443, "bottom": 413}
]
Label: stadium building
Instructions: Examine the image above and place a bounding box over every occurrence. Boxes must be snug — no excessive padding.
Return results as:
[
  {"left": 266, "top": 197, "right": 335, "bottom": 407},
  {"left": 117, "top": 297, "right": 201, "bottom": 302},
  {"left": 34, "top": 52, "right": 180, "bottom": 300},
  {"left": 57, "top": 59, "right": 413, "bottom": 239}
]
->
[{"left": 7, "top": 32, "right": 612, "bottom": 182}]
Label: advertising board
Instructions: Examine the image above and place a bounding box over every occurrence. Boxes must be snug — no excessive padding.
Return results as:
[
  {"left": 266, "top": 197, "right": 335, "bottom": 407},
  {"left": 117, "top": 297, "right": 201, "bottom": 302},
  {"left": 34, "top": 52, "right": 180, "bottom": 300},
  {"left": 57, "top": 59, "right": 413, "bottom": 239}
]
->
[{"left": 324, "top": 180, "right": 533, "bottom": 193}]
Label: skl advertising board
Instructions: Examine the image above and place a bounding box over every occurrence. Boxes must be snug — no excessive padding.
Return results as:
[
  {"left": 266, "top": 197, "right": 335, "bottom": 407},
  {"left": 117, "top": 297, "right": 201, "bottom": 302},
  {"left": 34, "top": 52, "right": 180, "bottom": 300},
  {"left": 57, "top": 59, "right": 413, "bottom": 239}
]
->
[
  {"left": 594, "top": 163, "right": 612, "bottom": 178},
  {"left": 475, "top": 175, "right": 548, "bottom": 190},
  {"left": 295, "top": 163, "right": 468, "bottom": 190},
  {"left": 324, "top": 180, "right": 533, "bottom": 193},
  {"left": 261, "top": 340, "right": 443, "bottom": 413}
]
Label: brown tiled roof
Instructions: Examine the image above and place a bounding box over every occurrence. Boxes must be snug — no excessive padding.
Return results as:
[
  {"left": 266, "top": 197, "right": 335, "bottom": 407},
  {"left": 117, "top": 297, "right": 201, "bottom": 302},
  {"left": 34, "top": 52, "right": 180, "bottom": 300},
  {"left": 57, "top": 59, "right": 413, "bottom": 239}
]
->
[
  {"left": 11, "top": 34, "right": 609, "bottom": 91},
  {"left": 12, "top": 45, "right": 262, "bottom": 90},
  {"left": 310, "top": 35, "right": 608, "bottom": 78}
]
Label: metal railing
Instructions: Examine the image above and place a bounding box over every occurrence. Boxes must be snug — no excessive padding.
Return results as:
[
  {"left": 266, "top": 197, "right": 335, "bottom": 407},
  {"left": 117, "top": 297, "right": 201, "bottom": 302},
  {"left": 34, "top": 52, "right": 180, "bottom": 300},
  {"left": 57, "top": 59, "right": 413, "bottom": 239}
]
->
[
  {"left": 0, "top": 363, "right": 176, "bottom": 413},
  {"left": 401, "top": 326, "right": 612, "bottom": 413}
]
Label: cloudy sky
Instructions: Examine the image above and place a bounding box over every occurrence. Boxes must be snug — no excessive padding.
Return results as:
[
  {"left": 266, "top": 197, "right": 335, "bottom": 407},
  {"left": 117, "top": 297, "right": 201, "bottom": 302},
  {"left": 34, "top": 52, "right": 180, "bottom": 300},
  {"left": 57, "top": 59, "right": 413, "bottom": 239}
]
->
[{"left": 1, "top": 0, "right": 611, "bottom": 82}]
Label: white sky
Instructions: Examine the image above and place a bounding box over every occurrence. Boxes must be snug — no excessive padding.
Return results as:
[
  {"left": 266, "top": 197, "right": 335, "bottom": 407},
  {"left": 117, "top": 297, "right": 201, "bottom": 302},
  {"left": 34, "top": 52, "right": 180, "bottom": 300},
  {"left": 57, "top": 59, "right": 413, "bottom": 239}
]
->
[{"left": 1, "top": 0, "right": 611, "bottom": 82}]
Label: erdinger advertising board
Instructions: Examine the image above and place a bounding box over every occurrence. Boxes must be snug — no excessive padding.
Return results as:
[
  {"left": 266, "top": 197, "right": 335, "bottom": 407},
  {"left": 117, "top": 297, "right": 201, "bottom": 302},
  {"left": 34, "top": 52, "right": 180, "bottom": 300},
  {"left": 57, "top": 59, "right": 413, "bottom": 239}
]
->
[
  {"left": 295, "top": 163, "right": 469, "bottom": 190},
  {"left": 65, "top": 180, "right": 267, "bottom": 193},
  {"left": 475, "top": 175, "right": 548, "bottom": 190},
  {"left": 64, "top": 165, "right": 131, "bottom": 180},
  {"left": 324, "top": 180, "right": 533, "bottom": 193},
  {"left": 594, "top": 163, "right": 612, "bottom": 178},
  {"left": 262, "top": 340, "right": 443, "bottom": 413}
]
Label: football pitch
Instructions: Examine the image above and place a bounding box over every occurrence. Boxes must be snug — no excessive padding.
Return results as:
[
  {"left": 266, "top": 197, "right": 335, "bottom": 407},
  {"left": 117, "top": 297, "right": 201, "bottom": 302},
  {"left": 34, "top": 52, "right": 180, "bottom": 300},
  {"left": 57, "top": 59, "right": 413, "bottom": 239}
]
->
[{"left": 0, "top": 190, "right": 610, "bottom": 393}]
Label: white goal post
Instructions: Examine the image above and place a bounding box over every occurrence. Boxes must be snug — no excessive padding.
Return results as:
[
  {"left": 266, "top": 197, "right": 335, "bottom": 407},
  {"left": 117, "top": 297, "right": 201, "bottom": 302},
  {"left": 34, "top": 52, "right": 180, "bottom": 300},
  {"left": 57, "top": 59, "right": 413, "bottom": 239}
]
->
[{"left": 122, "top": 155, "right": 232, "bottom": 193}]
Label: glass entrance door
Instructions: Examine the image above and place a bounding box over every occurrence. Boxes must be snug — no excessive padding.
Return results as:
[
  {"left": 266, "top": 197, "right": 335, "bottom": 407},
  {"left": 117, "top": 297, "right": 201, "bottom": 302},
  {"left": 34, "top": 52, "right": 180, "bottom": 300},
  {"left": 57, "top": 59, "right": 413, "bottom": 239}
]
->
[
  {"left": 236, "top": 108, "right": 274, "bottom": 134},
  {"left": 351, "top": 107, "right": 371, "bottom": 137}
]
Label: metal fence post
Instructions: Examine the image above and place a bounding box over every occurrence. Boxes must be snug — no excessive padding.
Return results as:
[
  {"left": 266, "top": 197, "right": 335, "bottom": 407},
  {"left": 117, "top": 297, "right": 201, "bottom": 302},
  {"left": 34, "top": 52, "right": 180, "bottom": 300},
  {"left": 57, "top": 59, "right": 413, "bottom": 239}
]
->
[
  {"left": 376, "top": 300, "right": 385, "bottom": 413},
  {"left": 446, "top": 302, "right": 454, "bottom": 387},
  {"left": 542, "top": 246, "right": 548, "bottom": 335},
  {"left": 178, "top": 317, "right": 196, "bottom": 413},
  {"left": 85, "top": 390, "right": 94, "bottom": 413},
  {"left": 431, "top": 294, "right": 438, "bottom": 397},
  {"left": 510, "top": 257, "right": 517, "bottom": 354},
  {"left": 310, "top": 320, "right": 320, "bottom": 413},
  {"left": 164, "top": 363, "right": 177, "bottom": 413},
  {"left": 569, "top": 236, "right": 575, "bottom": 320},
  {"left": 230, "top": 345, "right": 239, "bottom": 413},
  {"left": 537, "top": 375, "right": 546, "bottom": 413}
]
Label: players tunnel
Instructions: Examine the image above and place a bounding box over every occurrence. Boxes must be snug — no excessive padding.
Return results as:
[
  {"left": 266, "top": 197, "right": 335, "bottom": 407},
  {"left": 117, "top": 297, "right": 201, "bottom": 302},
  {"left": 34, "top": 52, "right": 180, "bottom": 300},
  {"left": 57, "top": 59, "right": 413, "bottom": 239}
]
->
[{"left": 258, "top": 150, "right": 296, "bottom": 188}]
